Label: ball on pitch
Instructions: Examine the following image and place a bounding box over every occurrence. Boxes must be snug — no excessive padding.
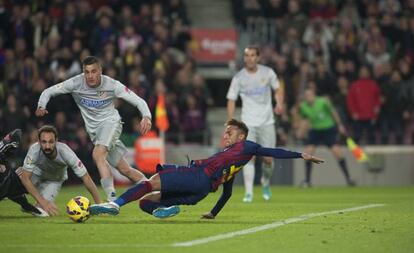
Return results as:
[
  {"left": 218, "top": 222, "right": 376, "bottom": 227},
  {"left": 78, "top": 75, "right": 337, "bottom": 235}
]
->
[{"left": 66, "top": 196, "right": 90, "bottom": 223}]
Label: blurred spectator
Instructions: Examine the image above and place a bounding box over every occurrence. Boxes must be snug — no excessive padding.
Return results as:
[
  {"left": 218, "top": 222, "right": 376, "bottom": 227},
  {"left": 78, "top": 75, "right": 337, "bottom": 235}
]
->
[
  {"left": 302, "top": 18, "right": 334, "bottom": 65},
  {"left": 283, "top": 0, "right": 308, "bottom": 38},
  {"left": 90, "top": 15, "right": 116, "bottom": 54},
  {"left": 181, "top": 93, "right": 206, "bottom": 144},
  {"left": 314, "top": 61, "right": 337, "bottom": 98},
  {"left": 1, "top": 93, "right": 29, "bottom": 135},
  {"left": 378, "top": 70, "right": 404, "bottom": 144},
  {"left": 338, "top": 0, "right": 361, "bottom": 28},
  {"left": 346, "top": 65, "right": 382, "bottom": 144},
  {"left": 308, "top": 0, "right": 338, "bottom": 21},
  {"left": 332, "top": 76, "right": 351, "bottom": 131},
  {"left": 399, "top": 75, "right": 414, "bottom": 145},
  {"left": 118, "top": 24, "right": 142, "bottom": 56}
]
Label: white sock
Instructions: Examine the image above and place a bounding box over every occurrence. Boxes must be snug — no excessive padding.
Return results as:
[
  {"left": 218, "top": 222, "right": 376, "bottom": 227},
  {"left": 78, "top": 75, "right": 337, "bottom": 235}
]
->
[
  {"left": 261, "top": 162, "right": 274, "bottom": 187},
  {"left": 100, "top": 177, "right": 116, "bottom": 201},
  {"left": 243, "top": 161, "right": 255, "bottom": 195}
]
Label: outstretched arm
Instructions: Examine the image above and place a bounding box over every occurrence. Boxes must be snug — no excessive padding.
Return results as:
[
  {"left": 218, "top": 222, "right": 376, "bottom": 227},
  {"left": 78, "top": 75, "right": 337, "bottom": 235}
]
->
[
  {"left": 114, "top": 83, "right": 152, "bottom": 135},
  {"left": 19, "top": 169, "right": 59, "bottom": 216},
  {"left": 255, "top": 146, "right": 324, "bottom": 164},
  {"left": 36, "top": 80, "right": 76, "bottom": 117},
  {"left": 201, "top": 178, "right": 234, "bottom": 219}
]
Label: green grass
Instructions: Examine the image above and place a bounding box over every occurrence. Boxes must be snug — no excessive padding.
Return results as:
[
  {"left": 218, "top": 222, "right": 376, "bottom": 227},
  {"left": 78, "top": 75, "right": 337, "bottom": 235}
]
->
[{"left": 1, "top": 186, "right": 413, "bottom": 253}]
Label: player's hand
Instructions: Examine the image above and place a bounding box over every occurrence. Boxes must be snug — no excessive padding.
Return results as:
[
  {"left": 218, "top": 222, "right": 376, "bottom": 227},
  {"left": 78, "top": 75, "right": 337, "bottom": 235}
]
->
[
  {"left": 35, "top": 107, "right": 48, "bottom": 117},
  {"left": 302, "top": 153, "right": 324, "bottom": 164},
  {"left": 140, "top": 117, "right": 152, "bottom": 135},
  {"left": 39, "top": 199, "right": 59, "bottom": 216},
  {"left": 274, "top": 104, "right": 284, "bottom": 115},
  {"left": 201, "top": 212, "right": 215, "bottom": 219}
]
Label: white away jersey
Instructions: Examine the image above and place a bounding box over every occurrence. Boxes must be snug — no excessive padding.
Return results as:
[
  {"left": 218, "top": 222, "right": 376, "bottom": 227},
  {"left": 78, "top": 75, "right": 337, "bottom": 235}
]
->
[
  {"left": 226, "top": 64, "right": 280, "bottom": 126},
  {"left": 38, "top": 74, "right": 151, "bottom": 134},
  {"left": 22, "top": 142, "right": 87, "bottom": 181}
]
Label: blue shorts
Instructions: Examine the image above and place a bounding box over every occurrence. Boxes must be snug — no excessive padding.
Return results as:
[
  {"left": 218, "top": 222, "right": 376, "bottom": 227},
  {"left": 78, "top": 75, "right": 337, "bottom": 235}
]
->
[
  {"left": 306, "top": 127, "right": 338, "bottom": 147},
  {"left": 158, "top": 164, "right": 210, "bottom": 206}
]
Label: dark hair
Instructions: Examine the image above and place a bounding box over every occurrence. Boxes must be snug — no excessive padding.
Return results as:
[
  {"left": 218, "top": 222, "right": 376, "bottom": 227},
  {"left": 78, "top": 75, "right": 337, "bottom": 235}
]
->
[
  {"left": 226, "top": 119, "right": 249, "bottom": 137},
  {"left": 245, "top": 45, "right": 260, "bottom": 56},
  {"left": 38, "top": 125, "right": 58, "bottom": 140},
  {"left": 82, "top": 56, "right": 101, "bottom": 66}
]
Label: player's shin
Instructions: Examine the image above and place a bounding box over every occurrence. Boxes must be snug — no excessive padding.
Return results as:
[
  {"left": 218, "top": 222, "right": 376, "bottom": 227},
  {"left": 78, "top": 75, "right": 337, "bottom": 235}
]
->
[
  {"left": 114, "top": 180, "right": 152, "bottom": 207},
  {"left": 100, "top": 177, "right": 116, "bottom": 201},
  {"left": 261, "top": 161, "right": 274, "bottom": 187}
]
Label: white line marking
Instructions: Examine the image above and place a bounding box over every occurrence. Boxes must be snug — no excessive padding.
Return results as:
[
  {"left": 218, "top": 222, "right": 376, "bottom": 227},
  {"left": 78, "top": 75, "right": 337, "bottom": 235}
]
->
[
  {"left": 172, "top": 204, "right": 385, "bottom": 247},
  {"left": 1, "top": 204, "right": 384, "bottom": 249}
]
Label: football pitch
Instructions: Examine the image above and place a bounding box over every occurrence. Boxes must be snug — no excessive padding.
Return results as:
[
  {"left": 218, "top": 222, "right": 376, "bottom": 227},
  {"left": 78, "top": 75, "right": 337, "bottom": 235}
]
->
[{"left": 1, "top": 185, "right": 413, "bottom": 253}]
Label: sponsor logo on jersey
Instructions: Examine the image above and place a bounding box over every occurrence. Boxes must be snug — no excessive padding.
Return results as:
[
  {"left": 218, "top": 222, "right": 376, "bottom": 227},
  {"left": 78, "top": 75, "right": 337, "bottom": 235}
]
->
[
  {"left": 243, "top": 86, "right": 268, "bottom": 96},
  {"left": 79, "top": 98, "right": 112, "bottom": 108}
]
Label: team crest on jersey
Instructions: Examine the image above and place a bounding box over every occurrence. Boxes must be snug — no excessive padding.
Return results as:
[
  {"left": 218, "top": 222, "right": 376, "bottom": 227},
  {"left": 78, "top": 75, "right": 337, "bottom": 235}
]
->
[
  {"left": 97, "top": 91, "right": 107, "bottom": 98},
  {"left": 261, "top": 78, "right": 267, "bottom": 83}
]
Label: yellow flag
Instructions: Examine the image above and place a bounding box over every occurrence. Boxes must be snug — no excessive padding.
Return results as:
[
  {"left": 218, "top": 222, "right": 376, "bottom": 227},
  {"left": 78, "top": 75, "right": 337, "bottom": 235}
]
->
[{"left": 346, "top": 137, "right": 368, "bottom": 162}]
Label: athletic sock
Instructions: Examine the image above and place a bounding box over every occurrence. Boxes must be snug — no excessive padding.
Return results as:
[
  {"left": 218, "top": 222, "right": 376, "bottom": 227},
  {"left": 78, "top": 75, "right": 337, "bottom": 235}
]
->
[
  {"left": 305, "top": 161, "right": 312, "bottom": 183},
  {"left": 114, "top": 180, "right": 152, "bottom": 207},
  {"left": 338, "top": 159, "right": 350, "bottom": 180},
  {"left": 243, "top": 160, "right": 255, "bottom": 195},
  {"left": 100, "top": 177, "right": 116, "bottom": 201},
  {"left": 139, "top": 199, "right": 163, "bottom": 214},
  {"left": 261, "top": 161, "right": 274, "bottom": 187}
]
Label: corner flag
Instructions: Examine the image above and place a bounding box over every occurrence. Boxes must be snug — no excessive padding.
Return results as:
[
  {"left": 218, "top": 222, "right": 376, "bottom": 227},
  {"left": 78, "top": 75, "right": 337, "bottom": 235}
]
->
[
  {"left": 346, "top": 137, "right": 368, "bottom": 162},
  {"left": 155, "top": 94, "right": 169, "bottom": 132}
]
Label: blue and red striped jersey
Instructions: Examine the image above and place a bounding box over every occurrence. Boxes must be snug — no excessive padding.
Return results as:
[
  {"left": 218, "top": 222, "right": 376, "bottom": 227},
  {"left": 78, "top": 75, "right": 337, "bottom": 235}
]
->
[{"left": 192, "top": 140, "right": 302, "bottom": 192}]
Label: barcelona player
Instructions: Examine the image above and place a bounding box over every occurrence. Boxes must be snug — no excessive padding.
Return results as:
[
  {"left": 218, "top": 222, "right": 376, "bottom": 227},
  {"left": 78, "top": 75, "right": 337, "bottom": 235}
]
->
[{"left": 90, "top": 119, "right": 324, "bottom": 219}]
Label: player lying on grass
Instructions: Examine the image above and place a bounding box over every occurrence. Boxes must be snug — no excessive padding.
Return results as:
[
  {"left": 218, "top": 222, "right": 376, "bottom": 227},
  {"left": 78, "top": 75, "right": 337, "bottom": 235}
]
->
[
  {"left": 90, "top": 119, "right": 324, "bottom": 219},
  {"left": 0, "top": 129, "right": 45, "bottom": 216}
]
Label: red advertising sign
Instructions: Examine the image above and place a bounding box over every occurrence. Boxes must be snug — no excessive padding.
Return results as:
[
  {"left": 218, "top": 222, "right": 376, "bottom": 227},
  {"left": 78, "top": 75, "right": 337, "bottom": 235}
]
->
[{"left": 190, "top": 29, "right": 238, "bottom": 62}]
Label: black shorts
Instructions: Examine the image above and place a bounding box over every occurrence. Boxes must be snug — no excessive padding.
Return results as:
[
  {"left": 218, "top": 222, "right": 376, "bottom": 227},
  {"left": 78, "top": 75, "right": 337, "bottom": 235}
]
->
[
  {"left": 306, "top": 126, "right": 338, "bottom": 147},
  {"left": 0, "top": 170, "right": 27, "bottom": 201}
]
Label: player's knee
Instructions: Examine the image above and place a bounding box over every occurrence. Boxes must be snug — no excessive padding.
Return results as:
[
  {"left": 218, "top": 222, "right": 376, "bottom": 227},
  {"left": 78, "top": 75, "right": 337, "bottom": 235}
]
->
[
  {"left": 92, "top": 146, "right": 107, "bottom": 162},
  {"left": 263, "top": 157, "right": 273, "bottom": 165}
]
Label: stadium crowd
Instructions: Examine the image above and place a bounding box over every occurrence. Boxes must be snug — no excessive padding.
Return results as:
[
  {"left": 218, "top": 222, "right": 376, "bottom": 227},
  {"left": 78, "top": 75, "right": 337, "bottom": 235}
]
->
[
  {"left": 0, "top": 0, "right": 414, "bottom": 176},
  {"left": 0, "top": 0, "right": 213, "bottom": 164},
  {"left": 233, "top": 0, "right": 414, "bottom": 146}
]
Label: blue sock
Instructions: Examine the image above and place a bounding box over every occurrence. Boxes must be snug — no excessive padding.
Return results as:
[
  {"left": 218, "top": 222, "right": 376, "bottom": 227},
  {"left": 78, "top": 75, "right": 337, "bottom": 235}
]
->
[
  {"left": 114, "top": 181, "right": 152, "bottom": 207},
  {"left": 139, "top": 199, "right": 163, "bottom": 214}
]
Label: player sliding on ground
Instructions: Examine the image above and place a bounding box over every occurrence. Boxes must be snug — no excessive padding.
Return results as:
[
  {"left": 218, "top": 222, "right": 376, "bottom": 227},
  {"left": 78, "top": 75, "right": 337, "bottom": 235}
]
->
[{"left": 90, "top": 119, "right": 324, "bottom": 219}]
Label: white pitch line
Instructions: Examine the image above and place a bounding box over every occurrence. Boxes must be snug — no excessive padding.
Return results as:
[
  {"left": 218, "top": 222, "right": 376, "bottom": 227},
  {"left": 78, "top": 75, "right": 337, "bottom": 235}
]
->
[
  {"left": 172, "top": 203, "right": 385, "bottom": 247},
  {"left": 1, "top": 204, "right": 384, "bottom": 249}
]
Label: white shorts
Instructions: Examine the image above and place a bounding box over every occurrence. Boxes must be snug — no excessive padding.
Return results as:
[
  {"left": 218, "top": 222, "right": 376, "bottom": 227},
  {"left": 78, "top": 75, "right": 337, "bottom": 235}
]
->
[
  {"left": 30, "top": 174, "right": 63, "bottom": 202},
  {"left": 246, "top": 124, "right": 276, "bottom": 148},
  {"left": 89, "top": 119, "right": 127, "bottom": 168},
  {"left": 89, "top": 119, "right": 123, "bottom": 149}
]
